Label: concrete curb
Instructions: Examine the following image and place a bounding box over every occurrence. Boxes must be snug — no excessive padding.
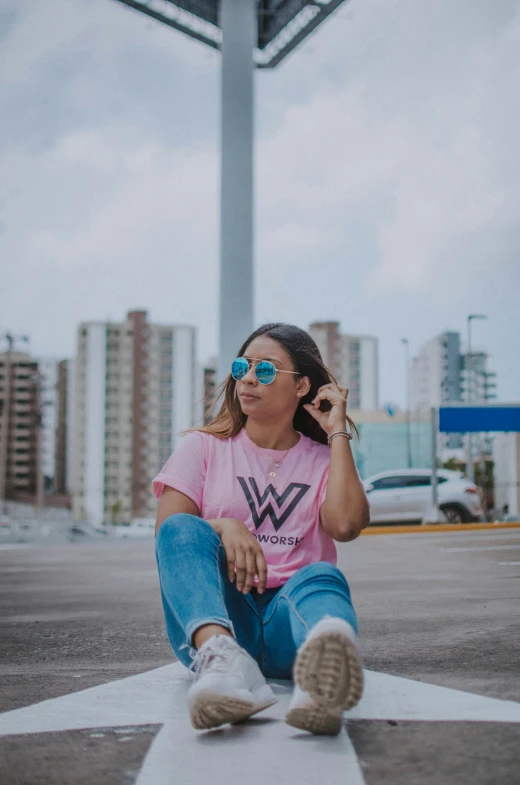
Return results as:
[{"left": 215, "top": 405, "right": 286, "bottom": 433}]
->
[{"left": 361, "top": 522, "right": 520, "bottom": 536}]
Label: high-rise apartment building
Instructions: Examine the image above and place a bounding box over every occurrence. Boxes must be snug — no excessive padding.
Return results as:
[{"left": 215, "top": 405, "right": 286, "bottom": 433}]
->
[
  {"left": 411, "top": 332, "right": 497, "bottom": 411},
  {"left": 410, "top": 331, "right": 497, "bottom": 455},
  {"left": 192, "top": 357, "right": 218, "bottom": 427},
  {"left": 339, "top": 334, "right": 379, "bottom": 411},
  {"left": 411, "top": 331, "right": 463, "bottom": 451},
  {"left": 0, "top": 351, "right": 39, "bottom": 502},
  {"left": 203, "top": 358, "right": 218, "bottom": 425},
  {"left": 55, "top": 359, "right": 76, "bottom": 496},
  {"left": 1, "top": 347, "right": 76, "bottom": 506},
  {"left": 460, "top": 351, "right": 497, "bottom": 404},
  {"left": 461, "top": 350, "right": 497, "bottom": 460},
  {"left": 308, "top": 322, "right": 342, "bottom": 380},
  {"left": 35, "top": 357, "right": 60, "bottom": 492},
  {"left": 72, "top": 310, "right": 197, "bottom": 526},
  {"left": 308, "top": 322, "right": 379, "bottom": 411},
  {"left": 410, "top": 332, "right": 462, "bottom": 412}
]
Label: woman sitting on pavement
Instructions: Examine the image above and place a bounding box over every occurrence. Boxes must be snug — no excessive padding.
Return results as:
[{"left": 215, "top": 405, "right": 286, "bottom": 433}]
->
[{"left": 153, "top": 322, "right": 370, "bottom": 735}]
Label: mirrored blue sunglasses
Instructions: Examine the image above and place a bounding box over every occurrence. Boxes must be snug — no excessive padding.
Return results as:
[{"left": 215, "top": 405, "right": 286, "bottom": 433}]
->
[{"left": 231, "top": 357, "right": 300, "bottom": 386}]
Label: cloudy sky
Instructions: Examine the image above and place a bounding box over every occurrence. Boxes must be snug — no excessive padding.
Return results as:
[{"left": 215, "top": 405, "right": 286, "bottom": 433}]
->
[{"left": 1, "top": 0, "right": 519, "bottom": 409}]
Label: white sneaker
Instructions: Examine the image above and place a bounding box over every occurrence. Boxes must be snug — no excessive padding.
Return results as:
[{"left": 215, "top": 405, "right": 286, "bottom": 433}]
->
[
  {"left": 285, "top": 616, "right": 364, "bottom": 735},
  {"left": 187, "top": 634, "right": 277, "bottom": 730},
  {"left": 285, "top": 684, "right": 344, "bottom": 735}
]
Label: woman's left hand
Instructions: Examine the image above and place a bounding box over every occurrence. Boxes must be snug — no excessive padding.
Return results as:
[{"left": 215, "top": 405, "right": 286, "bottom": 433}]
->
[{"left": 303, "top": 382, "right": 349, "bottom": 436}]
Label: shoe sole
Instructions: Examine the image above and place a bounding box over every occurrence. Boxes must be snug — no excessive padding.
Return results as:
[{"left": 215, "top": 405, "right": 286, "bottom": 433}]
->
[
  {"left": 293, "top": 630, "right": 364, "bottom": 711},
  {"left": 190, "top": 692, "right": 277, "bottom": 730},
  {"left": 285, "top": 704, "right": 343, "bottom": 736}
]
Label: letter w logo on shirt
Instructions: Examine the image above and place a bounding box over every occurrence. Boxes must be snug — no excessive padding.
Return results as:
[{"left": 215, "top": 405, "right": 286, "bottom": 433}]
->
[{"left": 237, "top": 477, "right": 311, "bottom": 532}]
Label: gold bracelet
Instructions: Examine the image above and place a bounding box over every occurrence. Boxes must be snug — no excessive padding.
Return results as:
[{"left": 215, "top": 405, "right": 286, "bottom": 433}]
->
[{"left": 327, "top": 431, "right": 353, "bottom": 446}]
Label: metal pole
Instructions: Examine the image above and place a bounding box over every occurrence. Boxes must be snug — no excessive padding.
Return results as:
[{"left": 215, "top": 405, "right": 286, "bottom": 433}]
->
[
  {"left": 218, "top": 0, "right": 256, "bottom": 384},
  {"left": 431, "top": 406, "right": 439, "bottom": 523},
  {"left": 402, "top": 338, "right": 412, "bottom": 468},
  {"left": 467, "top": 316, "right": 473, "bottom": 482},
  {"left": 34, "top": 374, "right": 45, "bottom": 514}
]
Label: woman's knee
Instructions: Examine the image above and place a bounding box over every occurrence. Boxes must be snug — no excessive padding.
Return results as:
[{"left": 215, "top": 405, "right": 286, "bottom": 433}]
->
[
  {"left": 155, "top": 513, "right": 218, "bottom": 553},
  {"left": 289, "top": 561, "right": 352, "bottom": 594},
  {"left": 298, "top": 560, "right": 346, "bottom": 580}
]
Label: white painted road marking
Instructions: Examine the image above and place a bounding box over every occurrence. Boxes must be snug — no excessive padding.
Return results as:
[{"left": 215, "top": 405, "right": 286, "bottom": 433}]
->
[
  {"left": 346, "top": 671, "right": 520, "bottom": 723},
  {"left": 434, "top": 531, "right": 520, "bottom": 540},
  {"left": 1, "top": 664, "right": 520, "bottom": 785},
  {"left": 498, "top": 561, "right": 520, "bottom": 566},
  {"left": 0, "top": 544, "right": 33, "bottom": 550},
  {"left": 435, "top": 532, "right": 520, "bottom": 542},
  {"left": 440, "top": 545, "right": 520, "bottom": 553},
  {"left": 136, "top": 710, "right": 364, "bottom": 785}
]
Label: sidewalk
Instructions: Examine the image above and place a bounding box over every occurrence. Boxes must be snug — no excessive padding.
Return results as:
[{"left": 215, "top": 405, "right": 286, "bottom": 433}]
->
[{"left": 1, "top": 527, "right": 519, "bottom": 784}]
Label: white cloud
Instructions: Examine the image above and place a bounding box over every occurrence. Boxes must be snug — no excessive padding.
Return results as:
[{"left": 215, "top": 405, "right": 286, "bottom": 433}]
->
[
  {"left": 0, "top": 124, "right": 219, "bottom": 355},
  {"left": 0, "top": 0, "right": 214, "bottom": 86},
  {"left": 253, "top": 0, "right": 520, "bottom": 304},
  {"left": 368, "top": 126, "right": 518, "bottom": 299},
  {"left": 1, "top": 0, "right": 519, "bottom": 405}
]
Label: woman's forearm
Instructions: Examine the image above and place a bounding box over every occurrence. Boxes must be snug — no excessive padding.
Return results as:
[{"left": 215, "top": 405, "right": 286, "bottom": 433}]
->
[
  {"left": 320, "top": 437, "right": 370, "bottom": 542},
  {"left": 206, "top": 518, "right": 243, "bottom": 537}
]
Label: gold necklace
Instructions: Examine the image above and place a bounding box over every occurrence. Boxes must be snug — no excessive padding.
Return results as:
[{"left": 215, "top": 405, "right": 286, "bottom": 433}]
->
[{"left": 247, "top": 432, "right": 298, "bottom": 490}]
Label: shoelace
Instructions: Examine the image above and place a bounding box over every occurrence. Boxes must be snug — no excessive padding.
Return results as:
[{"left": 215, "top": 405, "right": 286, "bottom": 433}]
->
[{"left": 188, "top": 638, "right": 236, "bottom": 681}]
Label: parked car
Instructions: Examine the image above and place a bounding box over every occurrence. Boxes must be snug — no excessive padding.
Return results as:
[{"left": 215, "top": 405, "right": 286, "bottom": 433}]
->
[
  {"left": 70, "top": 521, "right": 111, "bottom": 538},
  {"left": 114, "top": 518, "right": 155, "bottom": 539},
  {"left": 363, "top": 469, "right": 484, "bottom": 524}
]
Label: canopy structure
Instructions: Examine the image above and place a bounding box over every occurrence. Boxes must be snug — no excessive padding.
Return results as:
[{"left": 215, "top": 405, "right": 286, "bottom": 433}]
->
[
  {"left": 112, "top": 0, "right": 348, "bottom": 383},
  {"left": 113, "top": 0, "right": 347, "bottom": 67},
  {"left": 439, "top": 404, "right": 520, "bottom": 434},
  {"left": 428, "top": 404, "right": 520, "bottom": 516}
]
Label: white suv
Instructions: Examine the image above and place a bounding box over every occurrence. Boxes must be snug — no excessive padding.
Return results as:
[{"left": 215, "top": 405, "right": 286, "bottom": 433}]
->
[{"left": 363, "top": 469, "right": 484, "bottom": 524}]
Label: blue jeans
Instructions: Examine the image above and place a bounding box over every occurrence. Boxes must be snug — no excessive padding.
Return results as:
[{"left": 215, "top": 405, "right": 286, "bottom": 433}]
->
[{"left": 155, "top": 514, "right": 358, "bottom": 679}]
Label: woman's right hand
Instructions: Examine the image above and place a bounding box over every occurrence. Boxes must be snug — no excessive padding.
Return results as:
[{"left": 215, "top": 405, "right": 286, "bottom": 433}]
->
[{"left": 209, "top": 518, "right": 267, "bottom": 595}]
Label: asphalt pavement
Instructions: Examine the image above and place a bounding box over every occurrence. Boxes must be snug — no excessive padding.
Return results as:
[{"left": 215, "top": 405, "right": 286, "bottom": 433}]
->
[{"left": 1, "top": 526, "right": 519, "bottom": 785}]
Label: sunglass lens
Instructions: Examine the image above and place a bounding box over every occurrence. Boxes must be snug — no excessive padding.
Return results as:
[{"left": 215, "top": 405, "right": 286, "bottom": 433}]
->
[
  {"left": 231, "top": 357, "right": 249, "bottom": 380},
  {"left": 255, "top": 361, "right": 276, "bottom": 385}
]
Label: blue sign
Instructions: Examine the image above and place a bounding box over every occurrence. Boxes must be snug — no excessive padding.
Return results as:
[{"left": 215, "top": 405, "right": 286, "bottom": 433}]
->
[{"left": 439, "top": 406, "right": 520, "bottom": 433}]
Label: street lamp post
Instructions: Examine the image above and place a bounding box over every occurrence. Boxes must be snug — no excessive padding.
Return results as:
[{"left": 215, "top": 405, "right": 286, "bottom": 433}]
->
[
  {"left": 218, "top": 0, "right": 256, "bottom": 384},
  {"left": 111, "top": 0, "right": 350, "bottom": 383},
  {"left": 401, "top": 338, "right": 412, "bottom": 469},
  {"left": 30, "top": 370, "right": 45, "bottom": 514},
  {"left": 466, "top": 314, "right": 487, "bottom": 482}
]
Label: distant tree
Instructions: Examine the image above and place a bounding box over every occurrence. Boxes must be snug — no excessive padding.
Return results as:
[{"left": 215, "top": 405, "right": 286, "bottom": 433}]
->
[
  {"left": 475, "top": 458, "right": 494, "bottom": 515},
  {"left": 110, "top": 499, "right": 122, "bottom": 525},
  {"left": 443, "top": 457, "right": 465, "bottom": 473},
  {"left": 442, "top": 456, "right": 495, "bottom": 518}
]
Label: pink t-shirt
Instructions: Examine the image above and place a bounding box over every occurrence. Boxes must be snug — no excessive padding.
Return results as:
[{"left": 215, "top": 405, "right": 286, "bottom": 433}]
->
[{"left": 152, "top": 428, "right": 336, "bottom": 588}]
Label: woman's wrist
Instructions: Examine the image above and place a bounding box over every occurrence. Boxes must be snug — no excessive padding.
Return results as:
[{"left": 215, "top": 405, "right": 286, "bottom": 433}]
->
[
  {"left": 326, "top": 423, "right": 351, "bottom": 437},
  {"left": 207, "top": 517, "right": 241, "bottom": 537},
  {"left": 328, "top": 432, "right": 353, "bottom": 446},
  {"left": 206, "top": 518, "right": 224, "bottom": 536}
]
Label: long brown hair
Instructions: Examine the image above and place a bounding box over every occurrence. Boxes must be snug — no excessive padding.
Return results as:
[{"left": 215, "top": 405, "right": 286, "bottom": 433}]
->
[{"left": 189, "top": 323, "right": 359, "bottom": 446}]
